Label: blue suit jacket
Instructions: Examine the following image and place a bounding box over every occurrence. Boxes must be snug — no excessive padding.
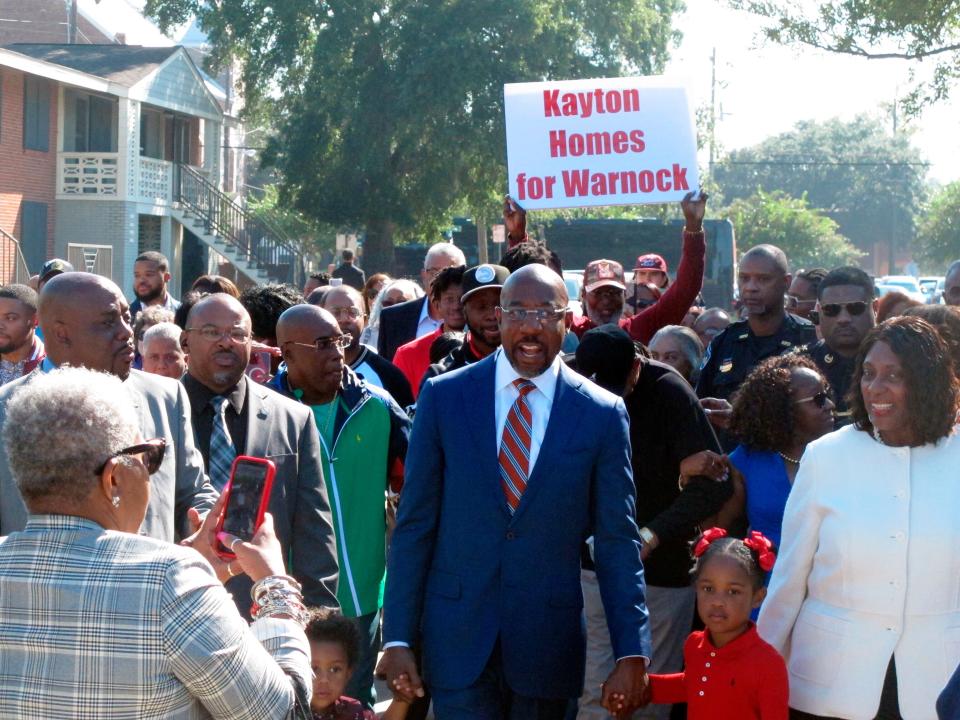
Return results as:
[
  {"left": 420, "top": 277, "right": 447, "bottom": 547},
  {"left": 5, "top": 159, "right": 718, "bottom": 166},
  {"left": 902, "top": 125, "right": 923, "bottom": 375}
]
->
[{"left": 382, "top": 354, "right": 651, "bottom": 698}]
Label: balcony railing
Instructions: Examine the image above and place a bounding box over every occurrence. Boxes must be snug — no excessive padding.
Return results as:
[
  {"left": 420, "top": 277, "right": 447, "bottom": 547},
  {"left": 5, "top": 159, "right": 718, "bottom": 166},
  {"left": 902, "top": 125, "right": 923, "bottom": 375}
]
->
[
  {"left": 137, "top": 157, "right": 173, "bottom": 204},
  {"left": 58, "top": 152, "right": 119, "bottom": 196}
]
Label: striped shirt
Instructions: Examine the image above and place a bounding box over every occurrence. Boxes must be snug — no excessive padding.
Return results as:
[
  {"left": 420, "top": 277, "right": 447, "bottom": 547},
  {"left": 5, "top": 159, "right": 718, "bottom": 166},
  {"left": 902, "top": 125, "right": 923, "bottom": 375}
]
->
[{"left": 0, "top": 514, "right": 311, "bottom": 719}]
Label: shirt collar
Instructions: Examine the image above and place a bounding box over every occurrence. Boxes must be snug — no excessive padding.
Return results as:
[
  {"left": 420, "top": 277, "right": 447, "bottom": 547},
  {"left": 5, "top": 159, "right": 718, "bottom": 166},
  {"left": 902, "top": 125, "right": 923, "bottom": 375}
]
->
[
  {"left": 494, "top": 347, "right": 561, "bottom": 402},
  {"left": 417, "top": 295, "right": 432, "bottom": 323},
  {"left": 698, "top": 623, "right": 761, "bottom": 659},
  {"left": 183, "top": 372, "right": 247, "bottom": 414},
  {"left": 24, "top": 514, "right": 106, "bottom": 533}
]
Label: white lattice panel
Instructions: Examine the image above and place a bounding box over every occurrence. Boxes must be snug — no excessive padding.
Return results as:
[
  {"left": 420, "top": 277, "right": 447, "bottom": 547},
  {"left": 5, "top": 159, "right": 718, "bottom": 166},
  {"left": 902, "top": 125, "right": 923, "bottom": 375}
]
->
[
  {"left": 59, "top": 153, "right": 119, "bottom": 196},
  {"left": 138, "top": 157, "right": 172, "bottom": 203}
]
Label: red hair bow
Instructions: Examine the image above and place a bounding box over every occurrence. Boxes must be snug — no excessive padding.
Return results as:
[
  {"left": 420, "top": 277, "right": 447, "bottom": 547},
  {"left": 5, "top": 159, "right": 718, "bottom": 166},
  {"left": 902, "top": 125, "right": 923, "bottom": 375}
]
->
[
  {"left": 743, "top": 531, "right": 776, "bottom": 572},
  {"left": 693, "top": 527, "right": 728, "bottom": 557}
]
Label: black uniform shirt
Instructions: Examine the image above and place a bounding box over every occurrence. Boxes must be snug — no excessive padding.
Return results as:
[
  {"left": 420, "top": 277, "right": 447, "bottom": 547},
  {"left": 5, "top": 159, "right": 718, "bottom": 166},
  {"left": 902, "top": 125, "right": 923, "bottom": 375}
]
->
[{"left": 802, "top": 339, "right": 856, "bottom": 428}]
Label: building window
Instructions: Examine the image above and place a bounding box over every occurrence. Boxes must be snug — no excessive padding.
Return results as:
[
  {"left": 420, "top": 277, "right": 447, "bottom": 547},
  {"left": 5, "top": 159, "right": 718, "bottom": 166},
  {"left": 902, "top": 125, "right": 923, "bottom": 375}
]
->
[
  {"left": 23, "top": 76, "right": 50, "bottom": 152},
  {"left": 20, "top": 201, "right": 48, "bottom": 273},
  {"left": 63, "top": 90, "right": 117, "bottom": 153}
]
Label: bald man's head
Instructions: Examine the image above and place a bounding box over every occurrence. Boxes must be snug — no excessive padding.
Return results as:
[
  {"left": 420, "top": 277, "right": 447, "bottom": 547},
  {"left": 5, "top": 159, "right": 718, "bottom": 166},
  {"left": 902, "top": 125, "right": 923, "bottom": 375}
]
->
[
  {"left": 742, "top": 244, "right": 789, "bottom": 275},
  {"left": 738, "top": 244, "right": 791, "bottom": 320},
  {"left": 320, "top": 286, "right": 365, "bottom": 354},
  {"left": 276, "top": 304, "right": 345, "bottom": 402},
  {"left": 497, "top": 264, "right": 570, "bottom": 378},
  {"left": 39, "top": 272, "right": 135, "bottom": 379},
  {"left": 182, "top": 293, "right": 252, "bottom": 393}
]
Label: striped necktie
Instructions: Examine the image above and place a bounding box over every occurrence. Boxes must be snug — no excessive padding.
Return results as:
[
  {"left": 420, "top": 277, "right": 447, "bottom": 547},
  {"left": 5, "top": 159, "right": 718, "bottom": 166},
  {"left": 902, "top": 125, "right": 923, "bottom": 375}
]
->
[
  {"left": 499, "top": 379, "right": 536, "bottom": 513},
  {"left": 209, "top": 395, "right": 236, "bottom": 491}
]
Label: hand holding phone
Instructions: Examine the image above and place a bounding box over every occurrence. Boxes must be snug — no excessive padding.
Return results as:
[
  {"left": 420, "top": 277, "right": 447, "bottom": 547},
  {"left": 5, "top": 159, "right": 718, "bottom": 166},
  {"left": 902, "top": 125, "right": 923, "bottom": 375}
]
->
[{"left": 214, "top": 456, "right": 276, "bottom": 560}]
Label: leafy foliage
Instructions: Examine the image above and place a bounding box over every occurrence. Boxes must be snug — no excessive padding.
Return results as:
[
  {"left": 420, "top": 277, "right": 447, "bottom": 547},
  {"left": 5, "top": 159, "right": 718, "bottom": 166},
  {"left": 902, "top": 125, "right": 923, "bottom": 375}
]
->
[
  {"left": 246, "top": 184, "right": 338, "bottom": 257},
  {"left": 727, "top": 0, "right": 960, "bottom": 112},
  {"left": 145, "top": 0, "right": 683, "bottom": 272},
  {"left": 915, "top": 181, "right": 960, "bottom": 268},
  {"left": 723, "top": 190, "right": 864, "bottom": 268},
  {"left": 713, "top": 116, "right": 927, "bottom": 259}
]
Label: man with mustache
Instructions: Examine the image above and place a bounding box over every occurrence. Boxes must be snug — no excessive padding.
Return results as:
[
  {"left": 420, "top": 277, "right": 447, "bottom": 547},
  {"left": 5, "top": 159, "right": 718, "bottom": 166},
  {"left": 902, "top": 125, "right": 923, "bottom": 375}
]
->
[
  {"left": 130, "top": 251, "right": 180, "bottom": 324},
  {"left": 0, "top": 284, "right": 44, "bottom": 386},
  {"left": 0, "top": 272, "right": 216, "bottom": 540},
  {"left": 181, "top": 293, "right": 339, "bottom": 616},
  {"left": 377, "top": 264, "right": 652, "bottom": 719}
]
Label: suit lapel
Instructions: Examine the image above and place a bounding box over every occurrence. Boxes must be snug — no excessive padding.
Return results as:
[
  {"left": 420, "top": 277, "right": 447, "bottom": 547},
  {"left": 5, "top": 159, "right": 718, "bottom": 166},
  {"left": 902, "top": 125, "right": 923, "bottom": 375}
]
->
[
  {"left": 511, "top": 364, "right": 587, "bottom": 523},
  {"left": 244, "top": 381, "right": 276, "bottom": 458},
  {"left": 465, "top": 357, "right": 510, "bottom": 519}
]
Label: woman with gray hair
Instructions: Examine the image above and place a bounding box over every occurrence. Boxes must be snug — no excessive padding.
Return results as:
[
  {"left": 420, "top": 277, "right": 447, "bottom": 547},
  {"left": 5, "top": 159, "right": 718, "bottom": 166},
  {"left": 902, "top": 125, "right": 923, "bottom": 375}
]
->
[
  {"left": 648, "top": 324, "right": 704, "bottom": 385},
  {"left": 359, "top": 278, "right": 424, "bottom": 348},
  {"left": 0, "top": 367, "right": 311, "bottom": 719}
]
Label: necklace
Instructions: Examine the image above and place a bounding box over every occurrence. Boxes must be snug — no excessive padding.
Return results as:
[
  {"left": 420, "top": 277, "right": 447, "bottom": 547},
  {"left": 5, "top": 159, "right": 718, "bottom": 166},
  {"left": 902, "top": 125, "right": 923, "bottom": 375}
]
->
[
  {"left": 778, "top": 450, "right": 801, "bottom": 465},
  {"left": 320, "top": 392, "right": 339, "bottom": 436},
  {"left": 872, "top": 426, "right": 887, "bottom": 446}
]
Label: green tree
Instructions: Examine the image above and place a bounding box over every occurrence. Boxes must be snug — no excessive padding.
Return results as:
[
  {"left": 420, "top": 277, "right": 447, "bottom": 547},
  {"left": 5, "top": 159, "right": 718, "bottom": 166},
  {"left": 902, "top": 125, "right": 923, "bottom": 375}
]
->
[
  {"left": 713, "top": 116, "right": 927, "bottom": 266},
  {"left": 727, "top": 0, "right": 960, "bottom": 111},
  {"left": 724, "top": 190, "right": 864, "bottom": 269},
  {"left": 145, "top": 0, "right": 682, "bottom": 272},
  {"left": 915, "top": 181, "right": 960, "bottom": 268}
]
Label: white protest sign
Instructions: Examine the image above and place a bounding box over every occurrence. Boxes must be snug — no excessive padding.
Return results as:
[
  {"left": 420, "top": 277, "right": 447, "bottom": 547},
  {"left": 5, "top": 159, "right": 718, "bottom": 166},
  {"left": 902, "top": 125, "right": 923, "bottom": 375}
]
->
[
  {"left": 504, "top": 76, "right": 698, "bottom": 210},
  {"left": 492, "top": 224, "right": 506, "bottom": 244}
]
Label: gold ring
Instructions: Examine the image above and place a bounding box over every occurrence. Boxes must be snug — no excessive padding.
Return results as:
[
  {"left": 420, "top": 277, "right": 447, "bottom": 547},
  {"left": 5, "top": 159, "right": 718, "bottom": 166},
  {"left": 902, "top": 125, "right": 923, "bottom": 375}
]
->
[{"left": 226, "top": 562, "right": 235, "bottom": 578}]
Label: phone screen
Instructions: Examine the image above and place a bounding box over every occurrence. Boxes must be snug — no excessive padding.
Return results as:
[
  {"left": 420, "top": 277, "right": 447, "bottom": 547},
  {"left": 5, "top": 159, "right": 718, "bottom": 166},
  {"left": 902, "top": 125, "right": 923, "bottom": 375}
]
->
[{"left": 223, "top": 461, "right": 270, "bottom": 540}]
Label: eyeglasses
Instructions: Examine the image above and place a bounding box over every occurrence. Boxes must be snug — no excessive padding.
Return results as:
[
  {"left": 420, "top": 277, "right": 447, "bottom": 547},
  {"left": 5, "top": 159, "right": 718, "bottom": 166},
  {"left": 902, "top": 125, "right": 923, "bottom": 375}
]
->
[
  {"left": 185, "top": 325, "right": 251, "bottom": 343},
  {"left": 819, "top": 301, "right": 868, "bottom": 318},
  {"left": 328, "top": 306, "right": 364, "bottom": 320},
  {"left": 94, "top": 438, "right": 166, "bottom": 476},
  {"left": 786, "top": 295, "right": 817, "bottom": 309},
  {"left": 497, "top": 307, "right": 567, "bottom": 326},
  {"left": 285, "top": 334, "right": 353, "bottom": 353},
  {"left": 794, "top": 391, "right": 831, "bottom": 409}
]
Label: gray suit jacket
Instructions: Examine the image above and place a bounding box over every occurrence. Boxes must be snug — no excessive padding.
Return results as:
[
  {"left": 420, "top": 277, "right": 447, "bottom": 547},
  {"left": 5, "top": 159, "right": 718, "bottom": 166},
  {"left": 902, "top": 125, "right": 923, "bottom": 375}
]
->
[
  {"left": 215, "top": 377, "right": 339, "bottom": 612},
  {"left": 0, "top": 369, "right": 218, "bottom": 542}
]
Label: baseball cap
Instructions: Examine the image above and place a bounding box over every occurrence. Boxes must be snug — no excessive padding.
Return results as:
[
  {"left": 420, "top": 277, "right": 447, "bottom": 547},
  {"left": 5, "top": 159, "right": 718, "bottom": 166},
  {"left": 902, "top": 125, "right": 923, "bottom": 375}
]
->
[
  {"left": 460, "top": 264, "right": 509, "bottom": 302},
  {"left": 39, "top": 258, "right": 74, "bottom": 282},
  {"left": 575, "top": 324, "right": 637, "bottom": 395},
  {"left": 583, "top": 259, "right": 626, "bottom": 294},
  {"left": 634, "top": 254, "right": 668, "bottom": 273}
]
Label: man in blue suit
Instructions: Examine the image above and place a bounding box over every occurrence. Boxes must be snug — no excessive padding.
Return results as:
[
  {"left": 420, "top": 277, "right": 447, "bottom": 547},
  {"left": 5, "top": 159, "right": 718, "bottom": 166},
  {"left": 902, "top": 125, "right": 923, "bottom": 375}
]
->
[{"left": 377, "top": 264, "right": 651, "bottom": 719}]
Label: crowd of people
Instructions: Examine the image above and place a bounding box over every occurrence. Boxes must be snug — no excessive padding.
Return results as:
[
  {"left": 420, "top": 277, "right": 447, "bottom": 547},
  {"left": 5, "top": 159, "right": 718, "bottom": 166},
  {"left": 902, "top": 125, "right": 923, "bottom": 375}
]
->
[{"left": 1, "top": 195, "right": 960, "bottom": 720}]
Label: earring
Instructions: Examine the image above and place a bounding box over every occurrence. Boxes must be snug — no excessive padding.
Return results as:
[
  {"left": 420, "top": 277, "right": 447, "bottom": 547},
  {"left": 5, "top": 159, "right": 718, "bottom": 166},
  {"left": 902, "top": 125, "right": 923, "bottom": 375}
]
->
[{"left": 112, "top": 496, "right": 121, "bottom": 508}]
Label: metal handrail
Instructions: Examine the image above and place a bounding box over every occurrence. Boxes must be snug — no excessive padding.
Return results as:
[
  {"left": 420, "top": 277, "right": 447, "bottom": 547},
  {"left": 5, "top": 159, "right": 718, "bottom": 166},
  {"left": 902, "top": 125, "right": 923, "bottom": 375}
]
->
[
  {"left": 175, "top": 163, "right": 304, "bottom": 287},
  {"left": 0, "top": 228, "right": 33, "bottom": 284}
]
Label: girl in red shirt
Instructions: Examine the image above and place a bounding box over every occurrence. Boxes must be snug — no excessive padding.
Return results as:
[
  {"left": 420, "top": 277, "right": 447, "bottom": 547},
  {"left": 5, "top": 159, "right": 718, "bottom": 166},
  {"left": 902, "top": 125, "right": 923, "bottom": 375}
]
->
[{"left": 648, "top": 528, "right": 788, "bottom": 719}]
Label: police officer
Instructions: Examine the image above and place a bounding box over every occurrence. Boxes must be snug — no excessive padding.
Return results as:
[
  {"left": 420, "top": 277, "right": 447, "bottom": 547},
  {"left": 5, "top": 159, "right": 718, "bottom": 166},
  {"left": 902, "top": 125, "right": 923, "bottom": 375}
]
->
[
  {"left": 697, "top": 244, "right": 816, "bottom": 447},
  {"left": 802, "top": 266, "right": 877, "bottom": 427}
]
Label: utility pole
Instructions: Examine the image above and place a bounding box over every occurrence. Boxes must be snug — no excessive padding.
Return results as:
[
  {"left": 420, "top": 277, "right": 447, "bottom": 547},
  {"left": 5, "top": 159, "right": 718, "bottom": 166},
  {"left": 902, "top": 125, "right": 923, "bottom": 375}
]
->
[
  {"left": 476, "top": 215, "right": 488, "bottom": 264},
  {"left": 68, "top": 0, "right": 78, "bottom": 43},
  {"left": 709, "top": 47, "right": 717, "bottom": 178}
]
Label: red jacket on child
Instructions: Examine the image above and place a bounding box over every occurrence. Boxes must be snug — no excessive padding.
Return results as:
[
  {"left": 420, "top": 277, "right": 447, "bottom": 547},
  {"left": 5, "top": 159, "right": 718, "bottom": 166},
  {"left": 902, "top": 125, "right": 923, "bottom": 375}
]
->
[{"left": 650, "top": 624, "right": 788, "bottom": 720}]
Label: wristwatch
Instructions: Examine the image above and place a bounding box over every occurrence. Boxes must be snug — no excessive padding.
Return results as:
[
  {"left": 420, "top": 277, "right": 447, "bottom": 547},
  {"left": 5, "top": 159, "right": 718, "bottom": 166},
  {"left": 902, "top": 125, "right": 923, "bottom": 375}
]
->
[{"left": 638, "top": 527, "right": 658, "bottom": 549}]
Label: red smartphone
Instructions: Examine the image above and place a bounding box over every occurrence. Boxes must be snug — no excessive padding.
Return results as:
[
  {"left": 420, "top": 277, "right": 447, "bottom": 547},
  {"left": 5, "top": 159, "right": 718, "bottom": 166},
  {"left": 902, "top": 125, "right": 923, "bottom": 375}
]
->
[{"left": 215, "top": 456, "right": 277, "bottom": 560}]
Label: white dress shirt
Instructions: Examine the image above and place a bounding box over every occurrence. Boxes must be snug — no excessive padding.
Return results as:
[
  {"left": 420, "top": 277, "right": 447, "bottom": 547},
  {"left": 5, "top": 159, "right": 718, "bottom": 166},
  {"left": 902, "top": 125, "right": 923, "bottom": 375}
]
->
[
  {"left": 493, "top": 348, "right": 560, "bottom": 473},
  {"left": 415, "top": 297, "right": 442, "bottom": 339}
]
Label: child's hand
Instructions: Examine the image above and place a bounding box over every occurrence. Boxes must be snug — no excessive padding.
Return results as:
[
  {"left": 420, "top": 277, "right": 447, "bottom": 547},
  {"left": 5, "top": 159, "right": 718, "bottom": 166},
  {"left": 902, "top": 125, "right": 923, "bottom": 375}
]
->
[
  {"left": 375, "top": 647, "right": 424, "bottom": 704},
  {"left": 601, "top": 657, "right": 650, "bottom": 718}
]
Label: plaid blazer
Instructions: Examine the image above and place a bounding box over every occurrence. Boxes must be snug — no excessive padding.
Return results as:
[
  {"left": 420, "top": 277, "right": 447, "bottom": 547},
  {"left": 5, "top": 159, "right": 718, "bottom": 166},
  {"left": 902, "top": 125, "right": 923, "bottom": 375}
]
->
[{"left": 0, "top": 514, "right": 311, "bottom": 719}]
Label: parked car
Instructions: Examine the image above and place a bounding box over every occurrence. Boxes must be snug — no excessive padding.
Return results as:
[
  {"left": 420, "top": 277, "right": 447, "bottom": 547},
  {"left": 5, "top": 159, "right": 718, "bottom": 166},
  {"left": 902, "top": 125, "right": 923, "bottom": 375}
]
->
[
  {"left": 878, "top": 275, "right": 926, "bottom": 304},
  {"left": 919, "top": 276, "right": 944, "bottom": 304}
]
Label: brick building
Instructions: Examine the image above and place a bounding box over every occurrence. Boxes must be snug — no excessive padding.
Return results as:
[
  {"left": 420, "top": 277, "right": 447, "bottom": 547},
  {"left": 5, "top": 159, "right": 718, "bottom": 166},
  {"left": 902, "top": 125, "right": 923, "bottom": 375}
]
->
[{"left": 0, "top": 43, "right": 234, "bottom": 293}]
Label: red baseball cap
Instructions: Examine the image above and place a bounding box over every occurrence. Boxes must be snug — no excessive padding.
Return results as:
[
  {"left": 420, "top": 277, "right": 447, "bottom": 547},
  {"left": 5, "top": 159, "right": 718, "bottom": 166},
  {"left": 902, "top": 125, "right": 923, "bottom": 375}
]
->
[
  {"left": 634, "top": 254, "right": 668, "bottom": 273},
  {"left": 584, "top": 259, "right": 626, "bottom": 293}
]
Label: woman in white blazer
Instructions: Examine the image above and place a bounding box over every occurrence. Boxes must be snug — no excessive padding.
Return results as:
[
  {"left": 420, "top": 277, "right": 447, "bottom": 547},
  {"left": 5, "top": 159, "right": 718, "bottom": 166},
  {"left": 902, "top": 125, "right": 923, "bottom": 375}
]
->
[{"left": 758, "top": 316, "right": 960, "bottom": 720}]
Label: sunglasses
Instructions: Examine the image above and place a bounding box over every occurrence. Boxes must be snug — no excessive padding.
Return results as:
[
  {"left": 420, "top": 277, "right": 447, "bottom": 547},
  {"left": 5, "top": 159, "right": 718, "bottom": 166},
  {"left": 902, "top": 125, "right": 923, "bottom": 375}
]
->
[
  {"left": 794, "top": 391, "right": 831, "bottom": 409},
  {"left": 819, "top": 301, "right": 868, "bottom": 318},
  {"left": 94, "top": 438, "right": 167, "bottom": 476}
]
